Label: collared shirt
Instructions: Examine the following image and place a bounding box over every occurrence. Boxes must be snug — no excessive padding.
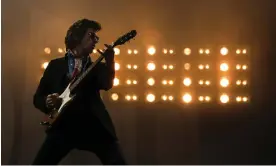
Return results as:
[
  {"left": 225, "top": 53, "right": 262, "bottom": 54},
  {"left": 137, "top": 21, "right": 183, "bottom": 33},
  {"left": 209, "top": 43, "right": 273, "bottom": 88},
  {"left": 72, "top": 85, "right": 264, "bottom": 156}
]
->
[{"left": 66, "top": 51, "right": 91, "bottom": 78}]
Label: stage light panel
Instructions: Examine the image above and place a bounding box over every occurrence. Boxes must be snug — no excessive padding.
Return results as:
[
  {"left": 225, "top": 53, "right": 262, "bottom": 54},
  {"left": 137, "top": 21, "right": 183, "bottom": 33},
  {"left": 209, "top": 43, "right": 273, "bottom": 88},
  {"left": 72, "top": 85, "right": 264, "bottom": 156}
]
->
[
  {"left": 125, "top": 95, "right": 131, "bottom": 101},
  {"left": 146, "top": 93, "right": 155, "bottom": 102},
  {"left": 220, "top": 77, "right": 229, "bottom": 87},
  {"left": 132, "top": 95, "right": 138, "bottom": 100},
  {"left": 162, "top": 95, "right": 174, "bottom": 101},
  {"left": 236, "top": 64, "right": 241, "bottom": 70},
  {"left": 147, "top": 47, "right": 156, "bottom": 55},
  {"left": 126, "top": 64, "right": 138, "bottom": 70},
  {"left": 169, "top": 49, "right": 174, "bottom": 54},
  {"left": 220, "top": 63, "right": 229, "bottom": 71},
  {"left": 220, "top": 47, "right": 228, "bottom": 55},
  {"left": 147, "top": 78, "right": 155, "bottom": 86},
  {"left": 113, "top": 77, "right": 120, "bottom": 86},
  {"left": 111, "top": 93, "right": 119, "bottom": 101},
  {"left": 133, "top": 49, "right": 138, "bottom": 54},
  {"left": 44, "top": 47, "right": 51, "bottom": 54},
  {"left": 205, "top": 96, "right": 211, "bottom": 102},
  {"left": 242, "top": 65, "right": 248, "bottom": 70},
  {"left": 220, "top": 94, "right": 229, "bottom": 103},
  {"left": 182, "top": 93, "right": 192, "bottom": 103},
  {"left": 147, "top": 62, "right": 156, "bottom": 71},
  {"left": 115, "top": 62, "right": 120, "bottom": 71},
  {"left": 184, "top": 63, "right": 191, "bottom": 70},
  {"left": 199, "top": 80, "right": 204, "bottom": 85},
  {"left": 205, "top": 49, "right": 210, "bottom": 54},
  {"left": 114, "top": 48, "right": 120, "bottom": 55},
  {"left": 58, "top": 48, "right": 63, "bottom": 53},
  {"left": 205, "top": 80, "right": 211, "bottom": 85},
  {"left": 199, "top": 48, "right": 204, "bottom": 54},
  {"left": 184, "top": 48, "right": 191, "bottom": 55},
  {"left": 236, "top": 96, "right": 249, "bottom": 102},
  {"left": 183, "top": 77, "right": 192, "bottom": 86},
  {"left": 198, "top": 64, "right": 204, "bottom": 70},
  {"left": 126, "top": 80, "right": 132, "bottom": 85}
]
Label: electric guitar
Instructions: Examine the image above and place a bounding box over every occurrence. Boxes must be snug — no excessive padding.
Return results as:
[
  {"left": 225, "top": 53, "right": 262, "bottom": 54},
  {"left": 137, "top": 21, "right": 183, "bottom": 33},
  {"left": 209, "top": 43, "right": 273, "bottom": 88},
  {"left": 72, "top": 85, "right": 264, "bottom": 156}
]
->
[{"left": 40, "top": 30, "right": 137, "bottom": 131}]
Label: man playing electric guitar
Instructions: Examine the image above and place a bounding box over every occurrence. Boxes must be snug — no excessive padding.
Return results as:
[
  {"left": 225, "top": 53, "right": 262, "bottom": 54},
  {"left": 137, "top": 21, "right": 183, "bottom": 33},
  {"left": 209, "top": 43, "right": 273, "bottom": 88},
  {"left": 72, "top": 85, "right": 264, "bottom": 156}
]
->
[{"left": 32, "top": 18, "right": 126, "bottom": 165}]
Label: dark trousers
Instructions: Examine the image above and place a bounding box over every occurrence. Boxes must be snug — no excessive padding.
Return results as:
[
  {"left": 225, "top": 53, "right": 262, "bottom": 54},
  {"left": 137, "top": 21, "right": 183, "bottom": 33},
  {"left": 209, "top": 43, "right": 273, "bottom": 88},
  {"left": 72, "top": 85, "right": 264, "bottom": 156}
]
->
[{"left": 32, "top": 132, "right": 126, "bottom": 165}]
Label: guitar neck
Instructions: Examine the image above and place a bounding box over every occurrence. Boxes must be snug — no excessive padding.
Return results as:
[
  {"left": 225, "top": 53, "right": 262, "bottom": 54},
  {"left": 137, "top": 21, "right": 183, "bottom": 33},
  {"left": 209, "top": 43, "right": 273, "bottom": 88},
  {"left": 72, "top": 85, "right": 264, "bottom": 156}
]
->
[{"left": 69, "top": 44, "right": 115, "bottom": 92}]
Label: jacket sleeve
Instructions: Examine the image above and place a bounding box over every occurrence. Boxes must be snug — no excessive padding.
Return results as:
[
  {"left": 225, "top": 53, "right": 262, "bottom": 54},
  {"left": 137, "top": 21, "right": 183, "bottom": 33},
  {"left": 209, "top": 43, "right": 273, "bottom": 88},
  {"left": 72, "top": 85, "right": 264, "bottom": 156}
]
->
[
  {"left": 95, "top": 61, "right": 115, "bottom": 91},
  {"left": 33, "top": 60, "right": 53, "bottom": 114}
]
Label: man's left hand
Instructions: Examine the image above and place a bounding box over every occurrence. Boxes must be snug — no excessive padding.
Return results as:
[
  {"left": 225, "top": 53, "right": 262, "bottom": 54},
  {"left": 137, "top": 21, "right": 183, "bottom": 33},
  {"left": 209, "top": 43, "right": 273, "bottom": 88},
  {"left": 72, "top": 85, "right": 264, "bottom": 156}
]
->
[{"left": 97, "top": 44, "right": 115, "bottom": 64}]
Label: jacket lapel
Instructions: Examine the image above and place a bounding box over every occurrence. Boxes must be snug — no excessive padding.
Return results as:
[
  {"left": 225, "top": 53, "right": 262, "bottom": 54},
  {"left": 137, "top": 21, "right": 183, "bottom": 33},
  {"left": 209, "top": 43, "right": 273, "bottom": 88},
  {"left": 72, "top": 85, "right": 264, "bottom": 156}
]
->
[{"left": 58, "top": 57, "right": 70, "bottom": 87}]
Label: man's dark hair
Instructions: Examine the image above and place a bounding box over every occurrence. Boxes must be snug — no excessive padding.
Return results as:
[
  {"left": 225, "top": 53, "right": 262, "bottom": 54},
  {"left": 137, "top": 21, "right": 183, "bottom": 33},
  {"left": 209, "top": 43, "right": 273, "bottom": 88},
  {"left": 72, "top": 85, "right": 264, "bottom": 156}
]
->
[{"left": 65, "top": 18, "right": 101, "bottom": 51}]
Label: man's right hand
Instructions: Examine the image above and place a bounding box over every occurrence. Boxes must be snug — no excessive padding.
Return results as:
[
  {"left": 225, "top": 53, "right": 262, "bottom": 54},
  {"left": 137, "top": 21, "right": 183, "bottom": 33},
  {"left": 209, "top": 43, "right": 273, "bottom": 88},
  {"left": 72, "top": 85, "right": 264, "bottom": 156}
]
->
[{"left": 46, "top": 93, "right": 61, "bottom": 109}]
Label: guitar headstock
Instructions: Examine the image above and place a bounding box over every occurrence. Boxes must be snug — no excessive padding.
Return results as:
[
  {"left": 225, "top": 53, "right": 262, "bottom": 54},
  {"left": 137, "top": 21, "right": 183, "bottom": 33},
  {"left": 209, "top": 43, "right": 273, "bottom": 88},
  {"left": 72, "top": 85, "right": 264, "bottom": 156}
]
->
[{"left": 113, "top": 30, "right": 137, "bottom": 47}]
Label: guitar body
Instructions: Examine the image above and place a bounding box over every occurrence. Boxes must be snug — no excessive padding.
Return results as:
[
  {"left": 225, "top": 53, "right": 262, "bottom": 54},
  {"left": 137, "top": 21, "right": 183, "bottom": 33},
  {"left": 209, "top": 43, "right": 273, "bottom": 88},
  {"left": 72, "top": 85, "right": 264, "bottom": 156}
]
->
[{"left": 41, "top": 83, "right": 76, "bottom": 132}]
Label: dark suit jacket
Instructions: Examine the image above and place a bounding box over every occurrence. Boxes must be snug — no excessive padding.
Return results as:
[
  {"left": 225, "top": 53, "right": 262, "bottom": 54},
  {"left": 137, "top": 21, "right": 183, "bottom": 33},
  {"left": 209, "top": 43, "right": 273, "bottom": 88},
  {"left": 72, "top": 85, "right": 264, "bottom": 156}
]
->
[{"left": 33, "top": 56, "right": 117, "bottom": 140}]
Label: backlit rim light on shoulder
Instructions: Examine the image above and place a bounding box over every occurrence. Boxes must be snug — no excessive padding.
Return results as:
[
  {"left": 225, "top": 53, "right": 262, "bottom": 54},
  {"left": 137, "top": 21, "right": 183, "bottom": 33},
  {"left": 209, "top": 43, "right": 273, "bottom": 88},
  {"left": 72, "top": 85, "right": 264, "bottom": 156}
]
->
[{"left": 41, "top": 62, "right": 49, "bottom": 69}]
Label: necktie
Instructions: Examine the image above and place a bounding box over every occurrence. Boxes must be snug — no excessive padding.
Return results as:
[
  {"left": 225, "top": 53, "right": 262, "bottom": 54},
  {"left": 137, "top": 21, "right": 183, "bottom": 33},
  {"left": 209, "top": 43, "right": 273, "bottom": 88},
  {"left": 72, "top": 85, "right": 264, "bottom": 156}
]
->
[{"left": 71, "top": 59, "right": 82, "bottom": 79}]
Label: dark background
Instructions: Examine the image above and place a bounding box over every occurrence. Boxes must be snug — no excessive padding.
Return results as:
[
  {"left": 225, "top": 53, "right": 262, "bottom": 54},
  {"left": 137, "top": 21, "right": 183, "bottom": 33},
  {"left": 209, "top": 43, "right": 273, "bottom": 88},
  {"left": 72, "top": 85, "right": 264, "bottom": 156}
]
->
[{"left": 2, "top": 0, "right": 276, "bottom": 164}]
